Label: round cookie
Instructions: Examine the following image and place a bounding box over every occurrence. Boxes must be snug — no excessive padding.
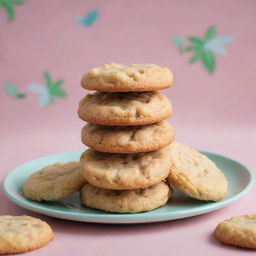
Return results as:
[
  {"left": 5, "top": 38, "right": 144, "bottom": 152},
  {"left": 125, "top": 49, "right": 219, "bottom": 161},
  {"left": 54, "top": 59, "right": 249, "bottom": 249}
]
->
[
  {"left": 80, "top": 146, "right": 173, "bottom": 190},
  {"left": 0, "top": 215, "right": 53, "bottom": 254},
  {"left": 81, "top": 121, "right": 175, "bottom": 153},
  {"left": 214, "top": 214, "right": 256, "bottom": 249},
  {"left": 167, "top": 142, "right": 228, "bottom": 201},
  {"left": 81, "top": 63, "right": 173, "bottom": 92},
  {"left": 23, "top": 161, "right": 86, "bottom": 201},
  {"left": 80, "top": 182, "right": 172, "bottom": 213},
  {"left": 78, "top": 91, "right": 172, "bottom": 126}
]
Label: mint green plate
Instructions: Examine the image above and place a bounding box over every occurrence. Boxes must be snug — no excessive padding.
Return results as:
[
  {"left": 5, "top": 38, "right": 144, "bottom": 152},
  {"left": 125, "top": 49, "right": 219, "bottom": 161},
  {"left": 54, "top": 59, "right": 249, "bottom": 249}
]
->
[{"left": 3, "top": 150, "right": 254, "bottom": 224}]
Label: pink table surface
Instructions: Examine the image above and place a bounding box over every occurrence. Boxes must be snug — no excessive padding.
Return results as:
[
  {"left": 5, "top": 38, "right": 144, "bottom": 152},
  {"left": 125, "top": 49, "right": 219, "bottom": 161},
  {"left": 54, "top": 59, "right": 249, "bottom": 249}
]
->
[{"left": 0, "top": 0, "right": 256, "bottom": 255}]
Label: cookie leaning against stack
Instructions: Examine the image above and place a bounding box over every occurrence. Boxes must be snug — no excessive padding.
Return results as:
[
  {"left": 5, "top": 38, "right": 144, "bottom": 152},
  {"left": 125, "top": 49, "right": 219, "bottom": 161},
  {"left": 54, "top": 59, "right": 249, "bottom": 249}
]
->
[
  {"left": 78, "top": 63, "right": 175, "bottom": 213},
  {"left": 167, "top": 142, "right": 228, "bottom": 201},
  {"left": 23, "top": 161, "right": 86, "bottom": 201}
]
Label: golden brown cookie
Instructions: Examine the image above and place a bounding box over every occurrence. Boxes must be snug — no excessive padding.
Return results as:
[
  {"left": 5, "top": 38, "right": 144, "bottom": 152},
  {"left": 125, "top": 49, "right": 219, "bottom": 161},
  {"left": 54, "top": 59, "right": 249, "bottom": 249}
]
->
[
  {"left": 214, "top": 214, "right": 256, "bottom": 249},
  {"left": 80, "top": 182, "right": 172, "bottom": 213},
  {"left": 167, "top": 142, "right": 228, "bottom": 201},
  {"left": 81, "top": 63, "right": 173, "bottom": 92},
  {"left": 23, "top": 161, "right": 86, "bottom": 201},
  {"left": 81, "top": 121, "right": 175, "bottom": 153},
  {"left": 78, "top": 91, "right": 172, "bottom": 126},
  {"left": 80, "top": 146, "right": 173, "bottom": 190},
  {"left": 0, "top": 215, "right": 53, "bottom": 254}
]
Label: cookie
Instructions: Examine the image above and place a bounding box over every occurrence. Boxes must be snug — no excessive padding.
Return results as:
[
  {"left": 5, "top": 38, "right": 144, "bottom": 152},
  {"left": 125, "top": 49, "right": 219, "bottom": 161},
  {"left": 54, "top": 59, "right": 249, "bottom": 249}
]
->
[
  {"left": 81, "top": 121, "right": 175, "bottom": 153},
  {"left": 167, "top": 142, "right": 228, "bottom": 201},
  {"left": 0, "top": 215, "right": 53, "bottom": 254},
  {"left": 214, "top": 214, "right": 256, "bottom": 249},
  {"left": 81, "top": 63, "right": 173, "bottom": 92},
  {"left": 80, "top": 182, "right": 172, "bottom": 213},
  {"left": 23, "top": 161, "right": 86, "bottom": 201},
  {"left": 78, "top": 91, "right": 172, "bottom": 126},
  {"left": 80, "top": 146, "right": 172, "bottom": 190}
]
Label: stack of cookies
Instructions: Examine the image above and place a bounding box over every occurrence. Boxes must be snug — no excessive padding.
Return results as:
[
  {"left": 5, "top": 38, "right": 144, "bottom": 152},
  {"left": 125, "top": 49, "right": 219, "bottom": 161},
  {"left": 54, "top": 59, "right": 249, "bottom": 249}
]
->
[
  {"left": 78, "top": 64, "right": 175, "bottom": 213},
  {"left": 22, "top": 63, "right": 228, "bottom": 215}
]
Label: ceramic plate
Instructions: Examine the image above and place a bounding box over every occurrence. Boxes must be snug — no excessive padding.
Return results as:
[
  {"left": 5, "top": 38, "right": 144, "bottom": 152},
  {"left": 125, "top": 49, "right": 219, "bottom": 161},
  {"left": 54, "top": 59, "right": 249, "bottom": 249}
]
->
[{"left": 3, "top": 150, "right": 254, "bottom": 224}]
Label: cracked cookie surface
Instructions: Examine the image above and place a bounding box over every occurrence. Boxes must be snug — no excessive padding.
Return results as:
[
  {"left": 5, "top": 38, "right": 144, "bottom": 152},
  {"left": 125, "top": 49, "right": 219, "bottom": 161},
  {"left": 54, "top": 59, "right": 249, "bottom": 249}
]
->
[
  {"left": 167, "top": 142, "right": 228, "bottom": 201},
  {"left": 80, "top": 146, "right": 173, "bottom": 190},
  {"left": 0, "top": 215, "right": 53, "bottom": 254},
  {"left": 81, "top": 121, "right": 175, "bottom": 153},
  {"left": 78, "top": 91, "right": 172, "bottom": 126},
  {"left": 214, "top": 214, "right": 256, "bottom": 249},
  {"left": 81, "top": 63, "right": 173, "bottom": 92},
  {"left": 80, "top": 182, "right": 172, "bottom": 213},
  {"left": 23, "top": 161, "right": 86, "bottom": 201}
]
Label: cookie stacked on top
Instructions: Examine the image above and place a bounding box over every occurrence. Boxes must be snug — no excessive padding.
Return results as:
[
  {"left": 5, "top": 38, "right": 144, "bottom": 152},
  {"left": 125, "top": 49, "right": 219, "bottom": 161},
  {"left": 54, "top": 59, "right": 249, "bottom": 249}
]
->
[{"left": 78, "top": 64, "right": 175, "bottom": 213}]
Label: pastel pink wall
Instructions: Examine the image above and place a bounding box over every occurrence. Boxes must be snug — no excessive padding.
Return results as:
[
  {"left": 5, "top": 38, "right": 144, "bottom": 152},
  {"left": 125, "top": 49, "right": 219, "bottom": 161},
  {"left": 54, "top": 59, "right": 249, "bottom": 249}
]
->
[
  {"left": 1, "top": 0, "right": 255, "bottom": 141},
  {"left": 0, "top": 1, "right": 255, "bottom": 255}
]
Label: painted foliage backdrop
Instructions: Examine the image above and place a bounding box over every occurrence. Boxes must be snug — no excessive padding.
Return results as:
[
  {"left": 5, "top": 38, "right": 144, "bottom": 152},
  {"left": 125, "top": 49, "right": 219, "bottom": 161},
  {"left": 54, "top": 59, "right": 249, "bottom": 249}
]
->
[{"left": 0, "top": 1, "right": 255, "bottom": 255}]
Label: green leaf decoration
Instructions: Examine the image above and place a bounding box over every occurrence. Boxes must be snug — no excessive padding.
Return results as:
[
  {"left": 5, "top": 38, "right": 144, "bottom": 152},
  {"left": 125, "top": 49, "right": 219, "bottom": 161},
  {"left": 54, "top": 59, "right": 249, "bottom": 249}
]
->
[
  {"left": 0, "top": 0, "right": 14, "bottom": 21},
  {"left": 4, "top": 84, "right": 17, "bottom": 96},
  {"left": 86, "top": 10, "right": 98, "bottom": 26},
  {"left": 173, "top": 26, "right": 233, "bottom": 74},
  {"left": 9, "top": 0, "right": 24, "bottom": 3},
  {"left": 15, "top": 93, "right": 26, "bottom": 98},
  {"left": 202, "top": 50, "right": 216, "bottom": 73},
  {"left": 50, "top": 87, "right": 66, "bottom": 98},
  {"left": 77, "top": 10, "right": 99, "bottom": 27},
  {"left": 189, "top": 51, "right": 202, "bottom": 63},
  {"left": 185, "top": 44, "right": 202, "bottom": 52},
  {"left": 188, "top": 37, "right": 204, "bottom": 46},
  {"left": 204, "top": 26, "right": 216, "bottom": 41},
  {"left": 172, "top": 36, "right": 184, "bottom": 53},
  {"left": 51, "top": 79, "right": 64, "bottom": 89},
  {"left": 43, "top": 71, "right": 67, "bottom": 99},
  {"left": 0, "top": 0, "right": 25, "bottom": 22},
  {"left": 4, "top": 83, "right": 26, "bottom": 98},
  {"left": 43, "top": 71, "right": 52, "bottom": 88}
]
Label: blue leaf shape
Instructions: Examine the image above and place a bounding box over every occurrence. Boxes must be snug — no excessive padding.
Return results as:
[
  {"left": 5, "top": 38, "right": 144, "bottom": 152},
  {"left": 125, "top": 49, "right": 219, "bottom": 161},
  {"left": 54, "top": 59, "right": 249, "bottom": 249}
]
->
[
  {"left": 204, "top": 36, "right": 233, "bottom": 56},
  {"left": 76, "top": 10, "right": 99, "bottom": 27},
  {"left": 28, "top": 83, "right": 51, "bottom": 107},
  {"left": 28, "top": 83, "right": 46, "bottom": 93}
]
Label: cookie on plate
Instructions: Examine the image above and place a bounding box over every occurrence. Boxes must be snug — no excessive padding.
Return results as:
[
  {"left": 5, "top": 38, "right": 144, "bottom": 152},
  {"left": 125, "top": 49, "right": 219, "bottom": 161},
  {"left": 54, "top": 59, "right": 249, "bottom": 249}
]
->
[
  {"left": 167, "top": 142, "right": 228, "bottom": 201},
  {"left": 0, "top": 215, "right": 53, "bottom": 254},
  {"left": 81, "top": 121, "right": 175, "bottom": 153},
  {"left": 78, "top": 91, "right": 172, "bottom": 126},
  {"left": 80, "top": 182, "right": 172, "bottom": 213},
  {"left": 80, "top": 146, "right": 173, "bottom": 190},
  {"left": 23, "top": 161, "right": 86, "bottom": 201},
  {"left": 81, "top": 63, "right": 173, "bottom": 92},
  {"left": 214, "top": 214, "right": 256, "bottom": 249}
]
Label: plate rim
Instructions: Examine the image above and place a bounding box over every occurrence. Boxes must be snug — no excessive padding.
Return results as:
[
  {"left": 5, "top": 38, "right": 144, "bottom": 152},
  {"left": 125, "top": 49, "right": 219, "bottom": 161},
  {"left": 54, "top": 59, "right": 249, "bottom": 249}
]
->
[{"left": 2, "top": 150, "right": 254, "bottom": 224}]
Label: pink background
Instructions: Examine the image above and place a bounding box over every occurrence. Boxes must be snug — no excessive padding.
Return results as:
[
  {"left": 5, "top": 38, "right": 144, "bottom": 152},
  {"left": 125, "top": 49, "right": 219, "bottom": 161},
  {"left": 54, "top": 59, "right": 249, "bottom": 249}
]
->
[{"left": 0, "top": 0, "right": 256, "bottom": 255}]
